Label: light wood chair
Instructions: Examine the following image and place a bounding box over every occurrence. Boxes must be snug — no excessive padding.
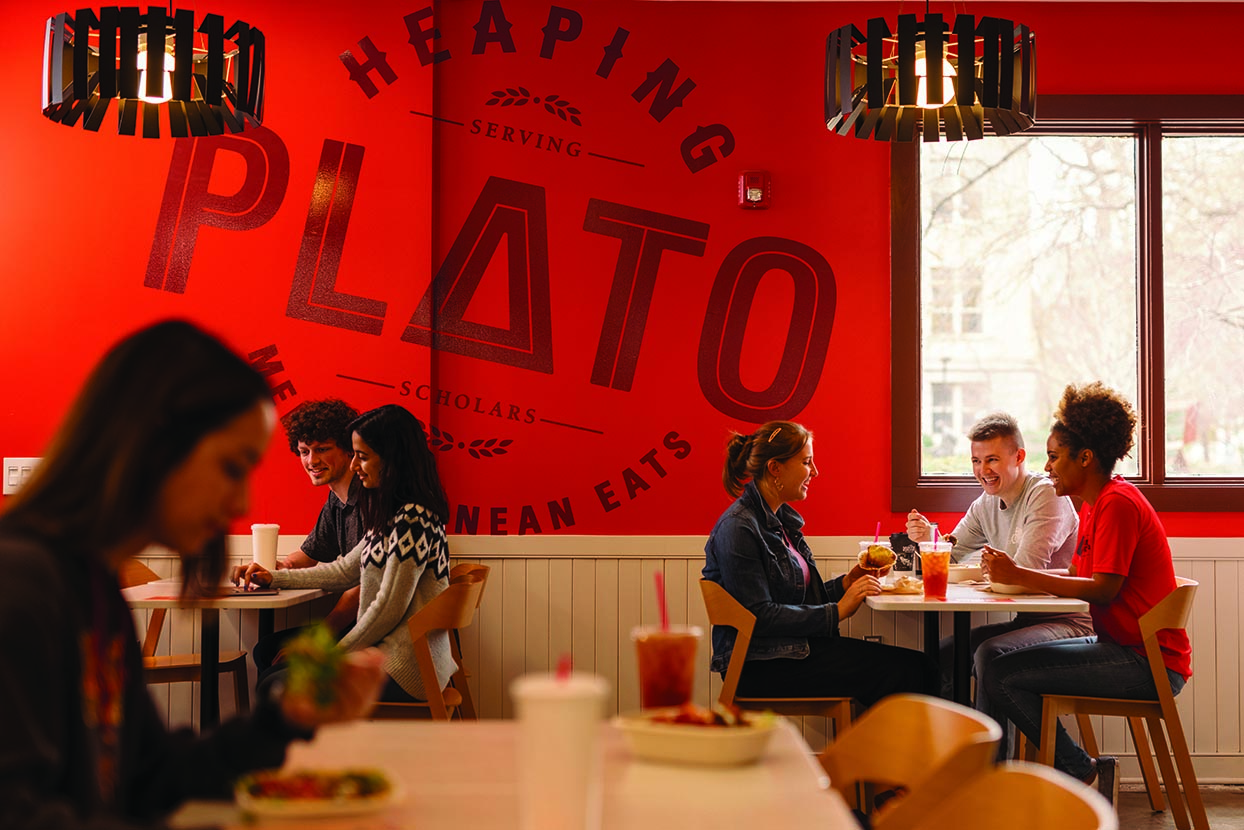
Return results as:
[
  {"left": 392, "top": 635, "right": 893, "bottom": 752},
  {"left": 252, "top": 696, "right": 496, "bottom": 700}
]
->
[
  {"left": 369, "top": 573, "right": 486, "bottom": 721},
  {"left": 699, "top": 579, "right": 854, "bottom": 738},
  {"left": 118, "top": 560, "right": 250, "bottom": 714},
  {"left": 1029, "top": 577, "right": 1206, "bottom": 830},
  {"left": 904, "top": 762, "right": 1117, "bottom": 830},
  {"left": 818, "top": 693, "right": 1002, "bottom": 828},
  {"left": 447, "top": 562, "right": 491, "bottom": 720}
]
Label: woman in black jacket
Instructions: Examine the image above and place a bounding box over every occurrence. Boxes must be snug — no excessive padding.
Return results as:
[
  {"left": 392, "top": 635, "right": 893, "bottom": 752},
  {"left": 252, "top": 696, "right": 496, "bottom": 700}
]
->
[
  {"left": 703, "top": 420, "right": 937, "bottom": 706},
  {"left": 0, "top": 320, "right": 385, "bottom": 830}
]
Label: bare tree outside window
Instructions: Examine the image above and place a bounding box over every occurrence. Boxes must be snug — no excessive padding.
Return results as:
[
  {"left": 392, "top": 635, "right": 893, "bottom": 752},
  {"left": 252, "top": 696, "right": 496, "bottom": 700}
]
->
[
  {"left": 892, "top": 97, "right": 1244, "bottom": 512},
  {"left": 920, "top": 136, "right": 1139, "bottom": 476},
  {"left": 1163, "top": 137, "right": 1244, "bottom": 477}
]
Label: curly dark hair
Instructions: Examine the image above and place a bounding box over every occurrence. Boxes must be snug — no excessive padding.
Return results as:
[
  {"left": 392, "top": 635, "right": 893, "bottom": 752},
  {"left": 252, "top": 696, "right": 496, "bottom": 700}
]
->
[
  {"left": 1051, "top": 382, "right": 1137, "bottom": 474},
  {"left": 280, "top": 398, "right": 359, "bottom": 454}
]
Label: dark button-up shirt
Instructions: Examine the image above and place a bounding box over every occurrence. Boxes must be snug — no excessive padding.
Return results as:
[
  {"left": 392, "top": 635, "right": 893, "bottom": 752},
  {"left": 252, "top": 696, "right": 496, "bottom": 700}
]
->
[{"left": 300, "top": 476, "right": 363, "bottom": 563}]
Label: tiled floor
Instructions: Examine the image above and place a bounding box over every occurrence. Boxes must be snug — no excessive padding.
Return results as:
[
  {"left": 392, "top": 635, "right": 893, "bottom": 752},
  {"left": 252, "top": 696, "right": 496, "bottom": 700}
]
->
[{"left": 1118, "top": 784, "right": 1244, "bottom": 829}]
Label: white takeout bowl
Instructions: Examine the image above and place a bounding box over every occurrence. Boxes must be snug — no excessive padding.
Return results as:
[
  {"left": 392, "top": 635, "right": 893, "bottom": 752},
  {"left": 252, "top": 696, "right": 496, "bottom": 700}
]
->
[
  {"left": 613, "top": 709, "right": 777, "bottom": 766},
  {"left": 948, "top": 564, "right": 983, "bottom": 583}
]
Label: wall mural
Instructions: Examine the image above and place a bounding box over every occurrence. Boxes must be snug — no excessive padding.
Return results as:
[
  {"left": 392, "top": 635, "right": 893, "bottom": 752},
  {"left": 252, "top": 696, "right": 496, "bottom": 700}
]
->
[
  {"left": 120, "top": 0, "right": 860, "bottom": 536},
  {"left": 5, "top": 1, "right": 1233, "bottom": 537}
]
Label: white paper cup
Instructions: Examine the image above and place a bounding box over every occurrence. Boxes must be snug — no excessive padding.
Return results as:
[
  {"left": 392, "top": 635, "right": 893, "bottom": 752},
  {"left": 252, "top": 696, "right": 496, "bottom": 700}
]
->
[
  {"left": 250, "top": 523, "right": 279, "bottom": 570},
  {"left": 510, "top": 672, "right": 609, "bottom": 830}
]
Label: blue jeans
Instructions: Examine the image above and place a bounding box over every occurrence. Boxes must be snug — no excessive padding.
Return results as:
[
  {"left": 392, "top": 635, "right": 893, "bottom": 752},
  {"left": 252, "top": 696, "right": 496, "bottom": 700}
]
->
[
  {"left": 939, "top": 613, "right": 1094, "bottom": 756},
  {"left": 981, "top": 636, "right": 1186, "bottom": 780}
]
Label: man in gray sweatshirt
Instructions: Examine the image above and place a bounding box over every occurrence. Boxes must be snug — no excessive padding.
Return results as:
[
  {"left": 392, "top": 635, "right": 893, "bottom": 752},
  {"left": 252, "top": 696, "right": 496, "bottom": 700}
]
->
[{"left": 907, "top": 412, "right": 1094, "bottom": 751}]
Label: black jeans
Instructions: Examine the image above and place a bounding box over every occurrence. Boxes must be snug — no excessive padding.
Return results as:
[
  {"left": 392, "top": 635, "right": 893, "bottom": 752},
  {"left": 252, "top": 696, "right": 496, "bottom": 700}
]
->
[{"left": 736, "top": 636, "right": 939, "bottom": 708}]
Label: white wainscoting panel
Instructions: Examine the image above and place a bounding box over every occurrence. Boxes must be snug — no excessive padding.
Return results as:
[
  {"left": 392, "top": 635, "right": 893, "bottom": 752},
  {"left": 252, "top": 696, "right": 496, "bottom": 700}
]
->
[{"left": 132, "top": 535, "right": 1243, "bottom": 781}]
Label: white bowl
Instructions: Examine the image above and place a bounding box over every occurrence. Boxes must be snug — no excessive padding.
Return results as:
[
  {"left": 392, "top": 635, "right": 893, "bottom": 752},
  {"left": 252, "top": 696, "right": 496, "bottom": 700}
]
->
[
  {"left": 614, "top": 710, "right": 778, "bottom": 766},
  {"left": 948, "top": 564, "right": 983, "bottom": 583}
]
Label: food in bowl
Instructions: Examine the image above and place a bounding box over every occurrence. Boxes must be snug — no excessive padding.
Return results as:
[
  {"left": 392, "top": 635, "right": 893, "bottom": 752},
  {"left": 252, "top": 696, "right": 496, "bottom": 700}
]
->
[
  {"left": 859, "top": 544, "right": 897, "bottom": 570},
  {"left": 235, "top": 768, "right": 399, "bottom": 818},
  {"left": 649, "top": 702, "right": 746, "bottom": 727},
  {"left": 615, "top": 708, "right": 778, "bottom": 766},
  {"left": 948, "top": 563, "right": 983, "bottom": 583}
]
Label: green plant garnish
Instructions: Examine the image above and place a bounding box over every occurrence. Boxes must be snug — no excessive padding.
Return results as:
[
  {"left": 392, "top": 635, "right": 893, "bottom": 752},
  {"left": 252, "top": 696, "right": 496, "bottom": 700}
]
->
[{"left": 283, "top": 622, "right": 346, "bottom": 709}]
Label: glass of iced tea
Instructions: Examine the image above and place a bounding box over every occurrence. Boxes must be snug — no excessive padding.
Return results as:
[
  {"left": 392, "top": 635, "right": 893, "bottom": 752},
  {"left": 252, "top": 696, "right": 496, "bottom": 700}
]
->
[
  {"left": 631, "top": 625, "right": 702, "bottom": 709},
  {"left": 919, "top": 541, "right": 952, "bottom": 600}
]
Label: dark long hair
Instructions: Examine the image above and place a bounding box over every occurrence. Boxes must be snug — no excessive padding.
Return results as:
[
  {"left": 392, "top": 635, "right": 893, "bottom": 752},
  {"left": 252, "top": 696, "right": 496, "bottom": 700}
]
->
[
  {"left": 349, "top": 404, "right": 448, "bottom": 532},
  {"left": 0, "top": 320, "right": 271, "bottom": 590}
]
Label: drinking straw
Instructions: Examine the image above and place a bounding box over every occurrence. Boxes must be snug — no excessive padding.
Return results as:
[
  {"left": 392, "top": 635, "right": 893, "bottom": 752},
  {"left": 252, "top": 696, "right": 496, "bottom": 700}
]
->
[
  {"left": 874, "top": 521, "right": 881, "bottom": 543},
  {"left": 654, "top": 571, "right": 670, "bottom": 631},
  {"left": 934, "top": 525, "right": 940, "bottom": 545},
  {"left": 556, "top": 653, "right": 573, "bottom": 681}
]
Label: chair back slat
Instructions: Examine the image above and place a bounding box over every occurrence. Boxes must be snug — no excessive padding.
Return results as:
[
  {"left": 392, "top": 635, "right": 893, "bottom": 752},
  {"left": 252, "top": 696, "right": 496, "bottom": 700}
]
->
[
  {"left": 1139, "top": 577, "right": 1197, "bottom": 643},
  {"left": 907, "top": 761, "right": 1118, "bottom": 830},
  {"left": 118, "top": 559, "right": 160, "bottom": 589},
  {"left": 407, "top": 574, "right": 484, "bottom": 641},
  {"left": 699, "top": 580, "right": 756, "bottom": 709}
]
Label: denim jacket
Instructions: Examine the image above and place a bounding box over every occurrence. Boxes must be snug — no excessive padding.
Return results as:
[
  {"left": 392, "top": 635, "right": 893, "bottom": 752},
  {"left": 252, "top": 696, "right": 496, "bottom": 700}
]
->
[{"left": 703, "top": 482, "right": 844, "bottom": 673}]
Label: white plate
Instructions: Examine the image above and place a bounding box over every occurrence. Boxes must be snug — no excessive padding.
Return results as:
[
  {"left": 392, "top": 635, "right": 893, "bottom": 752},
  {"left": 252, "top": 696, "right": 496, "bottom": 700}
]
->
[
  {"left": 235, "top": 768, "right": 401, "bottom": 819},
  {"left": 614, "top": 709, "right": 777, "bottom": 766}
]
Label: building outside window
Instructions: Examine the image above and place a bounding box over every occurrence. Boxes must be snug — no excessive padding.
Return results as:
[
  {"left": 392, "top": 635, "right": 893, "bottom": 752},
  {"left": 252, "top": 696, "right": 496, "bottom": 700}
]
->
[{"left": 892, "top": 97, "right": 1244, "bottom": 511}]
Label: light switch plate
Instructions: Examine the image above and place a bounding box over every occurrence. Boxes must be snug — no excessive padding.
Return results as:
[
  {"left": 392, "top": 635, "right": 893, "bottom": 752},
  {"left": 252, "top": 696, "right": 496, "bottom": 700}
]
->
[{"left": 3, "top": 457, "right": 41, "bottom": 495}]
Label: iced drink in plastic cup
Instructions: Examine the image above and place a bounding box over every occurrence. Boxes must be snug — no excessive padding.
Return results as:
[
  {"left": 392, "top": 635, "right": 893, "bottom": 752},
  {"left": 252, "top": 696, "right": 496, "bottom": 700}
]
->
[
  {"left": 511, "top": 672, "right": 608, "bottom": 830},
  {"left": 919, "top": 541, "right": 952, "bottom": 600},
  {"left": 631, "top": 625, "right": 702, "bottom": 709},
  {"left": 251, "top": 523, "right": 279, "bottom": 571}
]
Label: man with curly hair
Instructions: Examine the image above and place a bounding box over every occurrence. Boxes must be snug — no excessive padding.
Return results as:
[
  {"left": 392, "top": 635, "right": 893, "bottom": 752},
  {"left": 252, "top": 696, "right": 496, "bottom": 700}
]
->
[
  {"left": 237, "top": 399, "right": 363, "bottom": 672},
  {"left": 979, "top": 382, "right": 1191, "bottom": 806}
]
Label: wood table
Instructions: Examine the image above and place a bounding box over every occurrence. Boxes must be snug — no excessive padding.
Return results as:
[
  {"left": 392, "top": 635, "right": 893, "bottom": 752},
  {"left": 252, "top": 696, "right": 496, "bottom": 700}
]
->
[
  {"left": 867, "top": 583, "right": 1089, "bottom": 705},
  {"left": 123, "top": 581, "right": 326, "bottom": 729},
  {"left": 170, "top": 718, "right": 858, "bottom": 829}
]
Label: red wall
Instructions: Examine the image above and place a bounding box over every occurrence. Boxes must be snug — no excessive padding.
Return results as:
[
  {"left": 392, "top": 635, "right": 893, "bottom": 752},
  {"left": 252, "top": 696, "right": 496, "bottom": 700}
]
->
[{"left": 2, "top": 2, "right": 1241, "bottom": 537}]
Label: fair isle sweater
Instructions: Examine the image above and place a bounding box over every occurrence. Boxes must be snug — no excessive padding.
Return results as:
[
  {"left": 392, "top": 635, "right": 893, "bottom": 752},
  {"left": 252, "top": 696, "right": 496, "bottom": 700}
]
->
[{"left": 272, "top": 503, "right": 453, "bottom": 700}]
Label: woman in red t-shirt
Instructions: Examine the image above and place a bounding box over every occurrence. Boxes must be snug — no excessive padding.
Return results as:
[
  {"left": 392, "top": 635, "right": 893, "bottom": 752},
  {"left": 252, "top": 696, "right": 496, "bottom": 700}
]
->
[{"left": 978, "top": 382, "right": 1190, "bottom": 801}]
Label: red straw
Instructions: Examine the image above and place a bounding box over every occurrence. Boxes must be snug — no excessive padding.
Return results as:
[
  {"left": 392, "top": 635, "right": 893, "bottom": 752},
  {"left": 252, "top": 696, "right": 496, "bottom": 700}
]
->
[
  {"left": 654, "top": 571, "right": 670, "bottom": 631},
  {"left": 934, "top": 526, "right": 940, "bottom": 545},
  {"left": 556, "top": 653, "right": 573, "bottom": 681},
  {"left": 874, "top": 521, "right": 881, "bottom": 543}
]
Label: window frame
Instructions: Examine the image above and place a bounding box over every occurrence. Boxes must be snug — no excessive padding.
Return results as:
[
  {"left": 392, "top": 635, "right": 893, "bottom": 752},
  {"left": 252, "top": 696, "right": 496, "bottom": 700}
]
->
[{"left": 891, "top": 95, "right": 1244, "bottom": 512}]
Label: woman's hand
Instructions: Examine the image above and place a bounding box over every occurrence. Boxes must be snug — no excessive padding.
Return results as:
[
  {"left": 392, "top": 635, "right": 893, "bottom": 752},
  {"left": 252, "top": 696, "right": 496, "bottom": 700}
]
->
[
  {"left": 906, "top": 509, "right": 932, "bottom": 543},
  {"left": 230, "top": 562, "right": 273, "bottom": 589},
  {"left": 980, "top": 545, "right": 1023, "bottom": 585},
  {"left": 280, "top": 648, "right": 386, "bottom": 728},
  {"left": 838, "top": 573, "right": 881, "bottom": 621}
]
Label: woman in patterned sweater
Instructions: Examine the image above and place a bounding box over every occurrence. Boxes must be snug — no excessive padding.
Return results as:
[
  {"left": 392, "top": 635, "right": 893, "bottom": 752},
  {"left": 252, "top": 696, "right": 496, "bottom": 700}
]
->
[{"left": 242, "top": 404, "right": 453, "bottom": 702}]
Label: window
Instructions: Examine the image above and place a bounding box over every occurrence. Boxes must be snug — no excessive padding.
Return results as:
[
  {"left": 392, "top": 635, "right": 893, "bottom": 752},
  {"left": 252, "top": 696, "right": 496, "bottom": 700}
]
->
[{"left": 892, "top": 96, "right": 1244, "bottom": 512}]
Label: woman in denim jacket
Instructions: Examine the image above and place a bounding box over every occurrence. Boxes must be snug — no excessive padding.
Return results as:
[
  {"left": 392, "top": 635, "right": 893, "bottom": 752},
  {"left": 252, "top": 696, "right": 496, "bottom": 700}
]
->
[{"left": 703, "top": 421, "right": 938, "bottom": 706}]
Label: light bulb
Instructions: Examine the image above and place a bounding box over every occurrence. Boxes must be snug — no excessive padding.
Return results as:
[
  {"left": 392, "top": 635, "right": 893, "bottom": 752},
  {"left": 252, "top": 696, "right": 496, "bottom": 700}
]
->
[
  {"left": 914, "top": 55, "right": 956, "bottom": 109},
  {"left": 137, "top": 48, "right": 174, "bottom": 104}
]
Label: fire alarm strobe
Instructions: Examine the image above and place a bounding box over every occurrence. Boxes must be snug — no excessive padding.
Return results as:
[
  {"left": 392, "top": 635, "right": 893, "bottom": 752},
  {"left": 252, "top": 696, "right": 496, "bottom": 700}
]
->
[{"left": 738, "top": 171, "right": 771, "bottom": 209}]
